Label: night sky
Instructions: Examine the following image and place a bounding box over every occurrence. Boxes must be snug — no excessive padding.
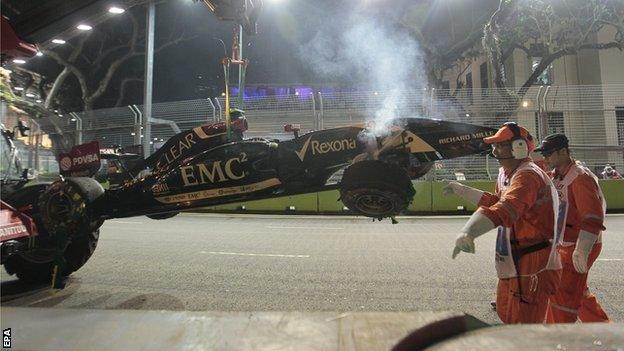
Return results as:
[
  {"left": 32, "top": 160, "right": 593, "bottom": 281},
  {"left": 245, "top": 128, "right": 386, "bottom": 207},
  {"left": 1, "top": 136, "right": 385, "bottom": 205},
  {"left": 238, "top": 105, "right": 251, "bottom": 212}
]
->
[
  {"left": 152, "top": 0, "right": 346, "bottom": 102},
  {"left": 11, "top": 0, "right": 496, "bottom": 109},
  {"left": 152, "top": 0, "right": 429, "bottom": 102}
]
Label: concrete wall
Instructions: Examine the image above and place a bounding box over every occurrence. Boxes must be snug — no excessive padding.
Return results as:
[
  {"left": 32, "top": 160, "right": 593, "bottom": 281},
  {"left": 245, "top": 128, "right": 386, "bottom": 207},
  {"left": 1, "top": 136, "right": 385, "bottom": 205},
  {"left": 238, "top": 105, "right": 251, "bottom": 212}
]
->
[
  {"left": 598, "top": 26, "right": 624, "bottom": 168},
  {"left": 599, "top": 27, "right": 624, "bottom": 85}
]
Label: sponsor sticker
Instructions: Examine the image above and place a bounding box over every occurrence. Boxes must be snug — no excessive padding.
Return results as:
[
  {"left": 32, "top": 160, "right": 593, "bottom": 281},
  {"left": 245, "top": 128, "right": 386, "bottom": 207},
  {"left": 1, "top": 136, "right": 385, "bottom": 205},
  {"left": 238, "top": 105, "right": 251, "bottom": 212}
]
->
[
  {"left": 58, "top": 141, "right": 101, "bottom": 177},
  {"left": 59, "top": 156, "right": 72, "bottom": 171},
  {"left": 295, "top": 136, "right": 357, "bottom": 161},
  {"left": 156, "top": 178, "right": 281, "bottom": 204},
  {"left": 438, "top": 130, "right": 495, "bottom": 145},
  {"left": 180, "top": 153, "right": 248, "bottom": 187}
]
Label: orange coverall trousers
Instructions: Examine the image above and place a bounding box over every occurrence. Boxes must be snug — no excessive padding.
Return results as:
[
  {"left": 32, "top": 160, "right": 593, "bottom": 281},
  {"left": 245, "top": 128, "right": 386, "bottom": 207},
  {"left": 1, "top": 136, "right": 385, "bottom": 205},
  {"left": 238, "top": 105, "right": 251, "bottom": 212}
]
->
[
  {"left": 496, "top": 248, "right": 561, "bottom": 324},
  {"left": 546, "top": 243, "right": 610, "bottom": 323}
]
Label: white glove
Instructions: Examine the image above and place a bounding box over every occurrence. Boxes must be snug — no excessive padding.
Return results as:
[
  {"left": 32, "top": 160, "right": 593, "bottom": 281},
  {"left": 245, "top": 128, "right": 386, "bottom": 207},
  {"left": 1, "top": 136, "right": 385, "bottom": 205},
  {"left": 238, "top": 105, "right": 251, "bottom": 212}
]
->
[
  {"left": 452, "top": 211, "right": 496, "bottom": 259},
  {"left": 452, "top": 233, "right": 475, "bottom": 259},
  {"left": 572, "top": 230, "right": 598, "bottom": 274},
  {"left": 443, "top": 181, "right": 485, "bottom": 205}
]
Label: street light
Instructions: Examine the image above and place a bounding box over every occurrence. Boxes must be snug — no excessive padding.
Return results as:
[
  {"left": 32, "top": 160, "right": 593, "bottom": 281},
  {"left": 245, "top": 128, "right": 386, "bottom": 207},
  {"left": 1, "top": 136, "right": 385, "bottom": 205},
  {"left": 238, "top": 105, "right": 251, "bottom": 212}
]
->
[
  {"left": 77, "top": 24, "right": 93, "bottom": 31},
  {"left": 12, "top": 59, "right": 26, "bottom": 64},
  {"left": 109, "top": 7, "right": 125, "bottom": 14},
  {"left": 52, "top": 39, "right": 66, "bottom": 44}
]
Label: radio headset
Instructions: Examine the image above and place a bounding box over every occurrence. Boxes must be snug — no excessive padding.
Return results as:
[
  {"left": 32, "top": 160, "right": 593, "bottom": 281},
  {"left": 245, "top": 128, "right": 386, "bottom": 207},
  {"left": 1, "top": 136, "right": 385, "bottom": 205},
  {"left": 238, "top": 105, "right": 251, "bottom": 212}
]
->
[{"left": 503, "top": 122, "right": 532, "bottom": 160}]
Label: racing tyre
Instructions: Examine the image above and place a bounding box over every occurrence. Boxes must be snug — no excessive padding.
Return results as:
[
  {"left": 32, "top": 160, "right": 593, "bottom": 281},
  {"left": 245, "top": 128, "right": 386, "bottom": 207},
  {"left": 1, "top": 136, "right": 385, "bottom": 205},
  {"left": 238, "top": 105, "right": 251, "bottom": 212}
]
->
[
  {"left": 38, "top": 177, "right": 105, "bottom": 235},
  {"left": 339, "top": 160, "right": 415, "bottom": 218},
  {"left": 3, "top": 178, "right": 103, "bottom": 282},
  {"left": 146, "top": 212, "right": 179, "bottom": 220}
]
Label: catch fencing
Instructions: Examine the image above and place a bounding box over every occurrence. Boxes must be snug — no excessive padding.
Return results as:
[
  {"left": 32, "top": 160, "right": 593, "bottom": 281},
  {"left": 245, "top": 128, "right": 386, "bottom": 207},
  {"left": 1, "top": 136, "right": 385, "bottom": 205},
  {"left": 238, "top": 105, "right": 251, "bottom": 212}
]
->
[{"left": 8, "top": 84, "right": 624, "bottom": 181}]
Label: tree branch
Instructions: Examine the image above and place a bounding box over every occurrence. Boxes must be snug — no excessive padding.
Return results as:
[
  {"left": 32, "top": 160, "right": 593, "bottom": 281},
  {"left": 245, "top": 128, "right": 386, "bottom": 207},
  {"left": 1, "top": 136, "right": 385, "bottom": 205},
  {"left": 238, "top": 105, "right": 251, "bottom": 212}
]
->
[
  {"left": 114, "top": 77, "right": 143, "bottom": 107},
  {"left": 42, "top": 49, "right": 90, "bottom": 105},
  {"left": 519, "top": 41, "right": 624, "bottom": 98},
  {"left": 155, "top": 34, "right": 198, "bottom": 54},
  {"left": 44, "top": 67, "right": 71, "bottom": 108},
  {"left": 93, "top": 12, "right": 139, "bottom": 70},
  {"left": 41, "top": 36, "right": 89, "bottom": 108}
]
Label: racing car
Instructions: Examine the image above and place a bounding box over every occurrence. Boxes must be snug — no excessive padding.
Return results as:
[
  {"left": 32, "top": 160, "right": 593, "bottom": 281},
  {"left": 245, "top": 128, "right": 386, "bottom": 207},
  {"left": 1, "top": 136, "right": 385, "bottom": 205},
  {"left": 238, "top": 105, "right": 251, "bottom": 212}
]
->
[{"left": 1, "top": 116, "right": 496, "bottom": 283}]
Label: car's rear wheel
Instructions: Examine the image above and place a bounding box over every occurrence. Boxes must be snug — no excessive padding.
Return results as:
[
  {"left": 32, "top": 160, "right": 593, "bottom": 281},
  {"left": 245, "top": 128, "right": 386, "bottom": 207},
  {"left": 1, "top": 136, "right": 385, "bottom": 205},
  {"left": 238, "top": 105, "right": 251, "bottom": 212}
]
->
[
  {"left": 339, "top": 160, "right": 415, "bottom": 218},
  {"left": 3, "top": 178, "right": 104, "bottom": 282}
]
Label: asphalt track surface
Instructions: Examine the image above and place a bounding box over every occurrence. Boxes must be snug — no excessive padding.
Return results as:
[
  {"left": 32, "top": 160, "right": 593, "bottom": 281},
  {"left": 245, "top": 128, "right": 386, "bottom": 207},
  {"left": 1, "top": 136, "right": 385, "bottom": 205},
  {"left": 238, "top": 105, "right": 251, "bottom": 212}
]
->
[{"left": 2, "top": 214, "right": 623, "bottom": 325}]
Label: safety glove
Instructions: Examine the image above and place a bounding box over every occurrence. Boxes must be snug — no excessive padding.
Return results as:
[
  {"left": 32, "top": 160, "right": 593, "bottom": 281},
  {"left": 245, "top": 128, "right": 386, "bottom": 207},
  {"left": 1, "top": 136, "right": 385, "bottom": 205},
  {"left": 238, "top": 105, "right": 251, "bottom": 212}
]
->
[
  {"left": 572, "top": 230, "right": 599, "bottom": 274},
  {"left": 452, "top": 211, "right": 496, "bottom": 259},
  {"left": 443, "top": 181, "right": 485, "bottom": 205}
]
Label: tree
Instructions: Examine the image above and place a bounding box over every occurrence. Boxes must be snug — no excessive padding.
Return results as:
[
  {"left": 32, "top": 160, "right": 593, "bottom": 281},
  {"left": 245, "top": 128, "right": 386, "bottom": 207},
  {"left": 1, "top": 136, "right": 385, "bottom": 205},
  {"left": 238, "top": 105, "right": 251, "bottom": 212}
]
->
[
  {"left": 483, "top": 0, "right": 624, "bottom": 104},
  {"left": 37, "top": 3, "right": 197, "bottom": 112},
  {"left": 399, "top": 0, "right": 496, "bottom": 89}
]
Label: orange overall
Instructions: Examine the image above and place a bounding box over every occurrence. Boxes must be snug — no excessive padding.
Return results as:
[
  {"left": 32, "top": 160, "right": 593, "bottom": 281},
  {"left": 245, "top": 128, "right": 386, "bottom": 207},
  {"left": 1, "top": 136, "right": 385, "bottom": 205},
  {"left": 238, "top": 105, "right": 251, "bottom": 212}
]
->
[
  {"left": 478, "top": 160, "right": 561, "bottom": 323},
  {"left": 546, "top": 162, "right": 610, "bottom": 323}
]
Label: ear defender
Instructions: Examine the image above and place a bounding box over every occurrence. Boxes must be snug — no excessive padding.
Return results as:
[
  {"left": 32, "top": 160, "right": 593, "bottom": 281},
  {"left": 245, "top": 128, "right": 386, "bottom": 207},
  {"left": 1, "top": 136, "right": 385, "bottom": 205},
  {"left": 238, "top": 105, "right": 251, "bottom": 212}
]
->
[
  {"left": 503, "top": 122, "right": 530, "bottom": 159},
  {"left": 511, "top": 139, "right": 528, "bottom": 159}
]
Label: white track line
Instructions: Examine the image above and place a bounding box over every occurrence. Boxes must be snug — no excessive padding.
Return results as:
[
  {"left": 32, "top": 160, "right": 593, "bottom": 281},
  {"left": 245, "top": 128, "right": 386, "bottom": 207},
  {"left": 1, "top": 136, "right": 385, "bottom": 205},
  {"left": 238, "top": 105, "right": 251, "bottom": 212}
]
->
[
  {"left": 108, "top": 221, "right": 144, "bottom": 224},
  {"left": 266, "top": 226, "right": 344, "bottom": 230},
  {"left": 596, "top": 259, "right": 623, "bottom": 261},
  {"left": 200, "top": 251, "right": 309, "bottom": 258},
  {"left": 182, "top": 212, "right": 624, "bottom": 219}
]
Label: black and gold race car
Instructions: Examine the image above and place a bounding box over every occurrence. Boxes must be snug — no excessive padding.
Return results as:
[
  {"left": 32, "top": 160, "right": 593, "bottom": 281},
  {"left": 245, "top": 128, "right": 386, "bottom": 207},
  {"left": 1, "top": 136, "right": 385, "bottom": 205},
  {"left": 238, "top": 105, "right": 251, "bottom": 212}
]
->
[{"left": 1, "top": 116, "right": 495, "bottom": 282}]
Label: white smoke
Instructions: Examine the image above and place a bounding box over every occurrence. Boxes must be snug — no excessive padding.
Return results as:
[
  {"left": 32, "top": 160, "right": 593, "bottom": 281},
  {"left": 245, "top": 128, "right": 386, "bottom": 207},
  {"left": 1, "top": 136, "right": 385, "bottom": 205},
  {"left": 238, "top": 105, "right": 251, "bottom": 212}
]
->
[{"left": 298, "top": 5, "right": 427, "bottom": 134}]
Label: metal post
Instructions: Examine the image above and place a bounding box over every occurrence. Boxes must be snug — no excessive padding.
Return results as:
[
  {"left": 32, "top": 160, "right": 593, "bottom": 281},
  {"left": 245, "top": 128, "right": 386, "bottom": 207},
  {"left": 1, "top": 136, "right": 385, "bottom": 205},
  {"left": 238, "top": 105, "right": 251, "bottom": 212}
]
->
[
  {"left": 129, "top": 105, "right": 142, "bottom": 145},
  {"left": 207, "top": 98, "right": 216, "bottom": 122},
  {"left": 29, "top": 119, "right": 41, "bottom": 172},
  {"left": 538, "top": 86, "right": 551, "bottom": 140},
  {"left": 142, "top": 0, "right": 155, "bottom": 157},
  {"left": 237, "top": 25, "right": 244, "bottom": 108},
  {"left": 536, "top": 86, "right": 544, "bottom": 140},
  {"left": 429, "top": 88, "right": 435, "bottom": 118},
  {"left": 223, "top": 59, "right": 231, "bottom": 138},
  {"left": 214, "top": 97, "right": 222, "bottom": 121},
  {"left": 311, "top": 92, "right": 317, "bottom": 130},
  {"left": 318, "top": 92, "right": 324, "bottom": 130},
  {"left": 71, "top": 112, "right": 83, "bottom": 145}
]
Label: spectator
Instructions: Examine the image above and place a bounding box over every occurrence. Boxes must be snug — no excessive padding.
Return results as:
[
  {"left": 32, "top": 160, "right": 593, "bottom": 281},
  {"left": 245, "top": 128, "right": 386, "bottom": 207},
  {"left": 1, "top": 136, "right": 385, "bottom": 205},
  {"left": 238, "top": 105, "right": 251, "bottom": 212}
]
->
[{"left": 601, "top": 164, "right": 622, "bottom": 179}]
